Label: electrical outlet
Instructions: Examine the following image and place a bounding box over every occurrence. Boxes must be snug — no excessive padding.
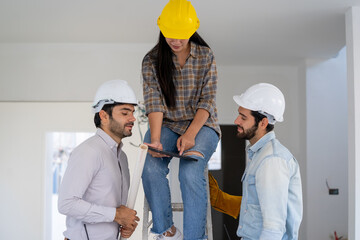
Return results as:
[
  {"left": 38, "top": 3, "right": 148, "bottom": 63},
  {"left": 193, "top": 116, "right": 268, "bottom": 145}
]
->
[{"left": 329, "top": 188, "right": 339, "bottom": 195}]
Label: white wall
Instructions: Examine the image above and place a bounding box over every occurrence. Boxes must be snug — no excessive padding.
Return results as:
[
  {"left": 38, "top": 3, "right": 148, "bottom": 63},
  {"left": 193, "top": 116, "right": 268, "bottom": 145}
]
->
[
  {"left": 305, "top": 47, "right": 348, "bottom": 239},
  {"left": 297, "top": 62, "right": 308, "bottom": 239},
  {"left": 346, "top": 7, "right": 360, "bottom": 239},
  {"left": 0, "top": 43, "right": 154, "bottom": 102}
]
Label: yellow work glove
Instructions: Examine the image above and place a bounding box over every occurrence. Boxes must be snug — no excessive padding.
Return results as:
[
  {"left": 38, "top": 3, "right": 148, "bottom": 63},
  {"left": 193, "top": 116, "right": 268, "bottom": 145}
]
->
[{"left": 208, "top": 172, "right": 242, "bottom": 219}]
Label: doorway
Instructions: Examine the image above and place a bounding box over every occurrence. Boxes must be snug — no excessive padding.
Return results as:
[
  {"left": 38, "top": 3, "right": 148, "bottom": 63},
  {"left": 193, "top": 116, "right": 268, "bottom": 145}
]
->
[
  {"left": 210, "top": 124, "right": 246, "bottom": 240},
  {"left": 45, "top": 132, "right": 94, "bottom": 240}
]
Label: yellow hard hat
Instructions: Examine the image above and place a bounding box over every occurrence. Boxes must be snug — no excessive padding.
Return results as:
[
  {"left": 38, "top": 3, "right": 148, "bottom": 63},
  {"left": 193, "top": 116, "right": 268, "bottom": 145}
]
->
[{"left": 157, "top": 0, "right": 200, "bottom": 39}]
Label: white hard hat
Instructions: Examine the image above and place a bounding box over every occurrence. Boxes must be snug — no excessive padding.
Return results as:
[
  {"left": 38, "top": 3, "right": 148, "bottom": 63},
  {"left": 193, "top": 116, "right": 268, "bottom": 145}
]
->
[
  {"left": 233, "top": 83, "right": 285, "bottom": 124},
  {"left": 92, "top": 79, "right": 138, "bottom": 113}
]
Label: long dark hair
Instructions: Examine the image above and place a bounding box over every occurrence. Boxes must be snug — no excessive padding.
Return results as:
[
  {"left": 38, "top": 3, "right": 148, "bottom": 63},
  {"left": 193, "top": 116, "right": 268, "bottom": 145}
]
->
[{"left": 147, "top": 31, "right": 210, "bottom": 108}]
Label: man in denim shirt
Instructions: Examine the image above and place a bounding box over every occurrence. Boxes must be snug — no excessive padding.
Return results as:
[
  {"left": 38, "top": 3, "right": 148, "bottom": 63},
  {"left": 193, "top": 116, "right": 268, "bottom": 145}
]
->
[{"left": 233, "top": 83, "right": 303, "bottom": 240}]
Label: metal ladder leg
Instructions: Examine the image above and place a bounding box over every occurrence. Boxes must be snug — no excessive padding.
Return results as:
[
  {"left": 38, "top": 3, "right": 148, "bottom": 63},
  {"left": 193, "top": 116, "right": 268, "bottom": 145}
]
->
[
  {"left": 205, "top": 167, "right": 213, "bottom": 240},
  {"left": 142, "top": 197, "right": 152, "bottom": 239}
]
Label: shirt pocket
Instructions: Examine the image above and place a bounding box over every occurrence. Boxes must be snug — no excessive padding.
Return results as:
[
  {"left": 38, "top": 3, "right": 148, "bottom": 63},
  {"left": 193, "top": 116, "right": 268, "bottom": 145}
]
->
[
  {"left": 247, "top": 175, "right": 260, "bottom": 205},
  {"left": 243, "top": 203, "right": 263, "bottom": 238}
]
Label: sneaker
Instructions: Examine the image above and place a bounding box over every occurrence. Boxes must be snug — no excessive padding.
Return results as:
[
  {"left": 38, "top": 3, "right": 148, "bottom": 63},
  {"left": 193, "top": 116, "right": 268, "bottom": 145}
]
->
[{"left": 156, "top": 227, "right": 183, "bottom": 240}]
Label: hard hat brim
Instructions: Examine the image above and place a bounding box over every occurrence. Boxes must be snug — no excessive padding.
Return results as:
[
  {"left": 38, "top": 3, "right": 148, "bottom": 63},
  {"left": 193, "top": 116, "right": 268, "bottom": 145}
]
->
[
  {"left": 233, "top": 95, "right": 255, "bottom": 111},
  {"left": 158, "top": 22, "right": 198, "bottom": 40}
]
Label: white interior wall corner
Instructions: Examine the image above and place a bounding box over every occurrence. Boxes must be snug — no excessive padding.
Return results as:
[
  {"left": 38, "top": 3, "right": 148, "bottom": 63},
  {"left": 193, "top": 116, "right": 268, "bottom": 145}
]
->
[
  {"left": 306, "top": 47, "right": 347, "bottom": 239},
  {"left": 346, "top": 6, "right": 360, "bottom": 240}
]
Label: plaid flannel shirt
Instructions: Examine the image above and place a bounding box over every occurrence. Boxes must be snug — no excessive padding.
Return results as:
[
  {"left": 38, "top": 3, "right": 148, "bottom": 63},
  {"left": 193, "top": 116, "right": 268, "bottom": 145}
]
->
[{"left": 142, "top": 42, "right": 221, "bottom": 137}]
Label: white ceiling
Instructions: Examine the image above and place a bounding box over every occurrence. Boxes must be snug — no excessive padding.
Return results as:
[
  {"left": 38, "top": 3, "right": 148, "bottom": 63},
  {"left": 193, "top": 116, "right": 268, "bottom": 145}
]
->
[{"left": 0, "top": 0, "right": 358, "bottom": 65}]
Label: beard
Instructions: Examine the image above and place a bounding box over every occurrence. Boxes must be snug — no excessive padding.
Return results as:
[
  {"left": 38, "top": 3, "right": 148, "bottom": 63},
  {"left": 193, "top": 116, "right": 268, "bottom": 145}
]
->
[
  {"left": 109, "top": 117, "right": 134, "bottom": 139},
  {"left": 236, "top": 122, "right": 258, "bottom": 140}
]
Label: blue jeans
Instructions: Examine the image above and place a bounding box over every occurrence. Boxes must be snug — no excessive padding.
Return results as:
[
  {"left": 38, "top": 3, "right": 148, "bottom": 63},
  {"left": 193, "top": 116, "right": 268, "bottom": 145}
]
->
[{"left": 142, "top": 126, "right": 219, "bottom": 240}]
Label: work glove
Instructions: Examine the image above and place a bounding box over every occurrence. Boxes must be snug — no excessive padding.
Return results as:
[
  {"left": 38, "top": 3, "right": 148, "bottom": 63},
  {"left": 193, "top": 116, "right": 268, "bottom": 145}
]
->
[{"left": 208, "top": 172, "right": 242, "bottom": 219}]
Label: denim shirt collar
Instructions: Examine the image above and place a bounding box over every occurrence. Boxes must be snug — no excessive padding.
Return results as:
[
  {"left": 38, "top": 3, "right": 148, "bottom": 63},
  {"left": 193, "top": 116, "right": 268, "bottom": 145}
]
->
[{"left": 246, "top": 131, "right": 276, "bottom": 160}]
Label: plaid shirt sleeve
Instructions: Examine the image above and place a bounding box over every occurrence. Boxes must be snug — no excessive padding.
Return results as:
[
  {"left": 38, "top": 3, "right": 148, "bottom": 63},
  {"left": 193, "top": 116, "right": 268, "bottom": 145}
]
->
[
  {"left": 196, "top": 51, "right": 217, "bottom": 117},
  {"left": 142, "top": 54, "right": 166, "bottom": 115}
]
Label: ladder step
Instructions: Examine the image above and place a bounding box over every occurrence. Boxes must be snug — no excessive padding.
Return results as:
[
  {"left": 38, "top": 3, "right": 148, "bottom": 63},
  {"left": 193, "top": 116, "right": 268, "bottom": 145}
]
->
[{"left": 171, "top": 203, "right": 184, "bottom": 211}]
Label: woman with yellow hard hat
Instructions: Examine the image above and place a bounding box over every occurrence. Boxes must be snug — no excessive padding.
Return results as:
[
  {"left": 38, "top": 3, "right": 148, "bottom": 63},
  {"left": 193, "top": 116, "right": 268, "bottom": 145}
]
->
[{"left": 141, "top": 0, "right": 221, "bottom": 239}]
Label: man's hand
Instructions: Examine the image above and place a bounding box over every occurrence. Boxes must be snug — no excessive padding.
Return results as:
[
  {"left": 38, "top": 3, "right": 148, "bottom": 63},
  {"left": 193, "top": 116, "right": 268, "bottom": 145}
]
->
[
  {"left": 114, "top": 205, "right": 140, "bottom": 236},
  {"left": 120, "top": 227, "right": 135, "bottom": 238}
]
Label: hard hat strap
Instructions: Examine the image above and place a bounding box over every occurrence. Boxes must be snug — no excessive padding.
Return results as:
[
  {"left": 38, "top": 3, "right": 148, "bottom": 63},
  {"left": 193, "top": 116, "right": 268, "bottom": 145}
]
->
[{"left": 258, "top": 111, "right": 276, "bottom": 125}]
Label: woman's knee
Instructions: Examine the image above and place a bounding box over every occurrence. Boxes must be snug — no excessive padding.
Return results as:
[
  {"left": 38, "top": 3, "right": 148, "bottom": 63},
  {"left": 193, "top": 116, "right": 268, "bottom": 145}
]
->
[{"left": 183, "top": 150, "right": 204, "bottom": 158}]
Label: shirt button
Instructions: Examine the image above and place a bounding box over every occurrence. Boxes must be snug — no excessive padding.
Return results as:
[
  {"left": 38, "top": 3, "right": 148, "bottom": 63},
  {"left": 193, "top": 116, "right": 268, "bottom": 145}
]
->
[{"left": 239, "top": 226, "right": 242, "bottom": 229}]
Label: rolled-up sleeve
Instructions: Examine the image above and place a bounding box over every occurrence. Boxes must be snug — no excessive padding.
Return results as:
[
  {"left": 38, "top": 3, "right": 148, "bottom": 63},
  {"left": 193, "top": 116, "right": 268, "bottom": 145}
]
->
[
  {"left": 196, "top": 52, "right": 217, "bottom": 117},
  {"left": 256, "top": 157, "right": 290, "bottom": 240},
  {"left": 142, "top": 55, "right": 166, "bottom": 115},
  {"left": 58, "top": 148, "right": 115, "bottom": 223}
]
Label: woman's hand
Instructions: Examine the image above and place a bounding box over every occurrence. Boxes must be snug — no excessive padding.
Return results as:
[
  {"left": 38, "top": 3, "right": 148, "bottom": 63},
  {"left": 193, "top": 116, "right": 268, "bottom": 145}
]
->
[
  {"left": 145, "top": 141, "right": 169, "bottom": 158},
  {"left": 176, "top": 108, "right": 209, "bottom": 155},
  {"left": 177, "top": 133, "right": 195, "bottom": 155}
]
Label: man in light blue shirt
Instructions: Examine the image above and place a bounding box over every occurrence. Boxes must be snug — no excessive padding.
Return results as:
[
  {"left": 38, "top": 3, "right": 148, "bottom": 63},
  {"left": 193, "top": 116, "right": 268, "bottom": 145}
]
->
[
  {"left": 233, "top": 83, "right": 303, "bottom": 240},
  {"left": 58, "top": 80, "right": 140, "bottom": 240}
]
